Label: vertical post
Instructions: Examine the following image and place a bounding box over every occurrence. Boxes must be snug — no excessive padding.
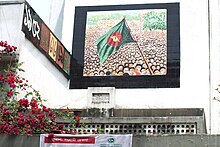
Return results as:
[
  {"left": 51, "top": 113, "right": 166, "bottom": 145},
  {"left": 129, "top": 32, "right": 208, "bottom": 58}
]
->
[
  {"left": 124, "top": 18, "right": 153, "bottom": 75},
  {"left": 135, "top": 41, "right": 153, "bottom": 75}
]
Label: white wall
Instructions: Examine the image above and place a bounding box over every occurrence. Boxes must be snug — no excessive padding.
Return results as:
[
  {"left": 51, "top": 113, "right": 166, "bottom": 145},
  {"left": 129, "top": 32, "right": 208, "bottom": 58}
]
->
[
  {"left": 2, "top": 0, "right": 220, "bottom": 134},
  {"left": 62, "top": 0, "right": 211, "bottom": 131},
  {"left": 26, "top": 0, "right": 51, "bottom": 26},
  {"left": 209, "top": 0, "right": 220, "bottom": 134},
  {"left": 27, "top": 0, "right": 65, "bottom": 40},
  {"left": 0, "top": 2, "right": 24, "bottom": 50}
]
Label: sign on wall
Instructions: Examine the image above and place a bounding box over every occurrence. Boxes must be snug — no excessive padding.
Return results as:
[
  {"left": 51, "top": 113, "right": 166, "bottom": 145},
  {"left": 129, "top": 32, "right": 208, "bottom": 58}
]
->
[
  {"left": 40, "top": 134, "right": 132, "bottom": 147},
  {"left": 70, "top": 3, "right": 180, "bottom": 89},
  {"left": 22, "top": 1, "right": 70, "bottom": 78}
]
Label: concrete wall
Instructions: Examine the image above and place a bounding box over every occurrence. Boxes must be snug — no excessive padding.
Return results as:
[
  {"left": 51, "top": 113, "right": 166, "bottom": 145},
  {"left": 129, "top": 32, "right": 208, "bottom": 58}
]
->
[
  {"left": 0, "top": 135, "right": 40, "bottom": 147},
  {"left": 133, "top": 134, "right": 220, "bottom": 147},
  {"left": 2, "top": 134, "right": 220, "bottom": 147},
  {"left": 2, "top": 0, "right": 220, "bottom": 134}
]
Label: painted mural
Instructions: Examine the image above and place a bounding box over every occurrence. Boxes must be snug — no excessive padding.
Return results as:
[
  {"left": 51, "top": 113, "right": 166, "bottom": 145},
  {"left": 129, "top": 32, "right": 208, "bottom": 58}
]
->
[
  {"left": 84, "top": 10, "right": 167, "bottom": 77},
  {"left": 70, "top": 3, "right": 180, "bottom": 89}
]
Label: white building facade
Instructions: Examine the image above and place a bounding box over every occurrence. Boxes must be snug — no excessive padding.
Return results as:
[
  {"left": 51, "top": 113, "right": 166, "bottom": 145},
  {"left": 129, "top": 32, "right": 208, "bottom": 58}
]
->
[{"left": 1, "top": 0, "right": 220, "bottom": 134}]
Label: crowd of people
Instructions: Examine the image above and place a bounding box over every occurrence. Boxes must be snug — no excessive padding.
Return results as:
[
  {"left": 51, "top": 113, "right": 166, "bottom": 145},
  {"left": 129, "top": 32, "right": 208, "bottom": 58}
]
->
[{"left": 83, "top": 19, "right": 167, "bottom": 76}]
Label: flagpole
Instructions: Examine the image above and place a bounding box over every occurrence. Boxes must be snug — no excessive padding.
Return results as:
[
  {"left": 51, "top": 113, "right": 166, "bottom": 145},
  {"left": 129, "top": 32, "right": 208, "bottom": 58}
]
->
[
  {"left": 124, "top": 18, "right": 153, "bottom": 75},
  {"left": 134, "top": 41, "right": 153, "bottom": 75}
]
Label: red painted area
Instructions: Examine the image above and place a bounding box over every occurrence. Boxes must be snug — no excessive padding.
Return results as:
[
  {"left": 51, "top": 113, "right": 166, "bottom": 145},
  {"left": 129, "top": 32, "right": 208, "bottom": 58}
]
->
[
  {"left": 107, "top": 32, "right": 122, "bottom": 46},
  {"left": 44, "top": 136, "right": 95, "bottom": 144}
]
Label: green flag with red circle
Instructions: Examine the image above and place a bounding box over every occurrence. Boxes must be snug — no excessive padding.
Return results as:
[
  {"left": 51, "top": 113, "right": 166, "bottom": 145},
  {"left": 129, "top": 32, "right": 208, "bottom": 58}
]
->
[{"left": 96, "top": 18, "right": 135, "bottom": 65}]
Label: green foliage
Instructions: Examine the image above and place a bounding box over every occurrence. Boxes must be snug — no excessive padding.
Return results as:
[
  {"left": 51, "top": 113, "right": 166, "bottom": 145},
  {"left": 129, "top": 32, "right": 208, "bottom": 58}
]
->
[
  {"left": 87, "top": 13, "right": 140, "bottom": 25},
  {"left": 143, "top": 10, "right": 167, "bottom": 30},
  {"left": 0, "top": 41, "right": 81, "bottom": 135}
]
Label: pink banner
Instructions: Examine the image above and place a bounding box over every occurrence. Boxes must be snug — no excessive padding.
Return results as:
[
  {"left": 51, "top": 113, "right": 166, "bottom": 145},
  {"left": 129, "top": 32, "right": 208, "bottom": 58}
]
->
[{"left": 40, "top": 134, "right": 132, "bottom": 147}]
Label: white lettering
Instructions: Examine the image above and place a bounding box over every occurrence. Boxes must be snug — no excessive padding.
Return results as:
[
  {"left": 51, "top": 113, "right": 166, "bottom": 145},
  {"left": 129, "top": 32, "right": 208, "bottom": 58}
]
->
[{"left": 24, "top": 5, "right": 40, "bottom": 40}]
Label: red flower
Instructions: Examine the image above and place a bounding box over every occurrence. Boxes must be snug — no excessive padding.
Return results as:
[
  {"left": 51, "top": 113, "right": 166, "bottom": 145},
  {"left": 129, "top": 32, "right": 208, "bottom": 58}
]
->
[
  {"left": 27, "top": 131, "right": 33, "bottom": 135},
  {"left": 7, "top": 91, "right": 13, "bottom": 97},
  {"left": 3, "top": 112, "right": 8, "bottom": 116},
  {"left": 57, "top": 124, "right": 64, "bottom": 130},
  {"left": 61, "top": 108, "right": 66, "bottom": 112},
  {"left": 43, "top": 106, "right": 50, "bottom": 112},
  {"left": 48, "top": 133, "right": 54, "bottom": 138},
  {"left": 76, "top": 122, "right": 81, "bottom": 127},
  {"left": 30, "top": 100, "right": 38, "bottom": 108},
  {"left": 18, "top": 99, "right": 29, "bottom": 108},
  {"left": 6, "top": 71, "right": 12, "bottom": 76},
  {"left": 32, "top": 118, "right": 38, "bottom": 124},
  {"left": 9, "top": 83, "right": 16, "bottom": 88},
  {"left": 0, "top": 74, "right": 5, "bottom": 81},
  {"left": 38, "top": 113, "right": 45, "bottom": 119},
  {"left": 74, "top": 115, "right": 81, "bottom": 127},
  {"left": 18, "top": 112, "right": 24, "bottom": 118},
  {"left": 39, "top": 125, "right": 44, "bottom": 129},
  {"left": 50, "top": 114, "right": 56, "bottom": 121},
  {"left": 13, "top": 127, "right": 19, "bottom": 135},
  {"left": 74, "top": 115, "right": 80, "bottom": 121},
  {"left": 17, "top": 119, "right": 22, "bottom": 123},
  {"left": 48, "top": 112, "right": 53, "bottom": 117}
]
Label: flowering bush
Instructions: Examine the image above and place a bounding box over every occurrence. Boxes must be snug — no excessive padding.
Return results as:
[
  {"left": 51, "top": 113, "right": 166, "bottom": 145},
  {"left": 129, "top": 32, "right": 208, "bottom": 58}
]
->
[{"left": 0, "top": 41, "right": 80, "bottom": 135}]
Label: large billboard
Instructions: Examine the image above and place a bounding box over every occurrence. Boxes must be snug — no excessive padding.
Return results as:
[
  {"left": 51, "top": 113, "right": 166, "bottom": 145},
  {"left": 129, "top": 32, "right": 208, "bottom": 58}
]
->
[{"left": 70, "top": 3, "right": 180, "bottom": 88}]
